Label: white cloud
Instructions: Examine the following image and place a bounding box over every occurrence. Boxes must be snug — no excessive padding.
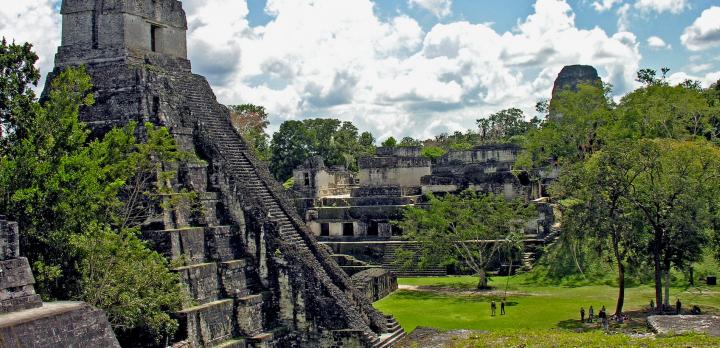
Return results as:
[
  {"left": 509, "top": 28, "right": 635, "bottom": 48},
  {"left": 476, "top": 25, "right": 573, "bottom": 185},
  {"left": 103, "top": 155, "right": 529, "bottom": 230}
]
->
[
  {"left": 592, "top": 0, "right": 623, "bottom": 12},
  {"left": 0, "top": 0, "right": 646, "bottom": 140},
  {"left": 0, "top": 0, "right": 61, "bottom": 90},
  {"left": 646, "top": 36, "right": 671, "bottom": 49},
  {"left": 212, "top": 0, "right": 642, "bottom": 139},
  {"left": 634, "top": 0, "right": 688, "bottom": 14},
  {"left": 408, "top": 0, "right": 453, "bottom": 18},
  {"left": 617, "top": 4, "right": 632, "bottom": 31},
  {"left": 681, "top": 6, "right": 720, "bottom": 51},
  {"left": 667, "top": 71, "right": 720, "bottom": 87}
]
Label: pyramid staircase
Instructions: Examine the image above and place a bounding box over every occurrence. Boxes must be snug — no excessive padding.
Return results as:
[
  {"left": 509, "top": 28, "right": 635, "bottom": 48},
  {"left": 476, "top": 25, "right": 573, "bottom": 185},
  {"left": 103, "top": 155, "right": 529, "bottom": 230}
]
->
[{"left": 151, "top": 72, "right": 395, "bottom": 347}]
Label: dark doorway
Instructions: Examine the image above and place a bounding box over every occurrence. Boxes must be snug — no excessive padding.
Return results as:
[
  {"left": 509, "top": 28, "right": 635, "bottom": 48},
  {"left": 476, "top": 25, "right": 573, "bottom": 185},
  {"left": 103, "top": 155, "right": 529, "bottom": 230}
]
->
[
  {"left": 320, "top": 223, "right": 330, "bottom": 237},
  {"left": 151, "top": 25, "right": 160, "bottom": 52},
  {"left": 368, "top": 221, "right": 379, "bottom": 236},
  {"left": 342, "top": 223, "right": 354, "bottom": 236}
]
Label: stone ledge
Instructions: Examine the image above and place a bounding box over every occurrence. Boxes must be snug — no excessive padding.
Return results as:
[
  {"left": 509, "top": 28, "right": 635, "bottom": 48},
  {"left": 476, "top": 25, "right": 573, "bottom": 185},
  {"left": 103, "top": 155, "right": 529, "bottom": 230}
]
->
[{"left": 647, "top": 315, "right": 720, "bottom": 336}]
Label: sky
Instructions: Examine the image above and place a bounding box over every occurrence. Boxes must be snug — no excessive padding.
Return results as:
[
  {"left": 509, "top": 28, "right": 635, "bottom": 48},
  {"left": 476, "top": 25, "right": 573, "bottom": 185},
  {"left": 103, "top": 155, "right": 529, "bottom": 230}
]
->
[{"left": 1, "top": 0, "right": 720, "bottom": 140}]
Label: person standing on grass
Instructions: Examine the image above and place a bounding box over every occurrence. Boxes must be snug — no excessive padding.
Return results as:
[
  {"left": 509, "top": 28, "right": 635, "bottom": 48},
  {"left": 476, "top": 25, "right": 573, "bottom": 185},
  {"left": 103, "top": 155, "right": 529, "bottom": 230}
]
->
[
  {"left": 491, "top": 301, "right": 496, "bottom": 316},
  {"left": 500, "top": 299, "right": 506, "bottom": 315},
  {"left": 676, "top": 299, "right": 682, "bottom": 315},
  {"left": 580, "top": 307, "right": 585, "bottom": 322},
  {"left": 588, "top": 306, "right": 594, "bottom": 322},
  {"left": 599, "top": 307, "right": 608, "bottom": 331}
]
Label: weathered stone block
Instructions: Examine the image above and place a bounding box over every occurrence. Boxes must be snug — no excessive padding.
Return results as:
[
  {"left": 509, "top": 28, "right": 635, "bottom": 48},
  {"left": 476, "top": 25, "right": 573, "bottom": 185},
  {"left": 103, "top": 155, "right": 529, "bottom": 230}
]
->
[
  {"left": 236, "top": 294, "right": 264, "bottom": 336},
  {"left": 176, "top": 299, "right": 235, "bottom": 347},
  {"left": 144, "top": 227, "right": 206, "bottom": 265},
  {"left": 219, "top": 260, "right": 254, "bottom": 298},
  {"left": 206, "top": 226, "right": 242, "bottom": 262},
  {"left": 0, "top": 302, "right": 120, "bottom": 348},
  {"left": 175, "top": 263, "right": 221, "bottom": 306},
  {"left": 0, "top": 220, "right": 19, "bottom": 261}
]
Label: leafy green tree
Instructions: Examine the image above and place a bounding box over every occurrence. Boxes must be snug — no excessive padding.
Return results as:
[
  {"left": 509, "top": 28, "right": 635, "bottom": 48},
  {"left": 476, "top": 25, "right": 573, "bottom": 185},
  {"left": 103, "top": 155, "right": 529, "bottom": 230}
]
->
[
  {"left": 228, "top": 104, "right": 270, "bottom": 160},
  {"left": 0, "top": 38, "right": 40, "bottom": 150},
  {"left": 612, "top": 79, "right": 717, "bottom": 141},
  {"left": 396, "top": 191, "right": 536, "bottom": 289},
  {"left": 519, "top": 83, "right": 614, "bottom": 170},
  {"left": 0, "top": 54, "right": 185, "bottom": 344},
  {"left": 269, "top": 118, "right": 372, "bottom": 179},
  {"left": 72, "top": 224, "right": 184, "bottom": 346},
  {"left": 625, "top": 139, "right": 719, "bottom": 310},
  {"left": 398, "top": 136, "right": 422, "bottom": 147},
  {"left": 477, "top": 108, "right": 540, "bottom": 143},
  {"left": 420, "top": 146, "right": 446, "bottom": 160},
  {"left": 269, "top": 120, "right": 313, "bottom": 180},
  {"left": 381, "top": 136, "right": 397, "bottom": 148},
  {"left": 552, "top": 142, "right": 647, "bottom": 315}
]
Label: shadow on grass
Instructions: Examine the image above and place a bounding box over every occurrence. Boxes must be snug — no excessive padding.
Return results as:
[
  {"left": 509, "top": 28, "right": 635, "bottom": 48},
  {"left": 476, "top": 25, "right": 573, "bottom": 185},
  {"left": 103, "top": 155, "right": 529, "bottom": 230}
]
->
[
  {"left": 390, "top": 290, "right": 524, "bottom": 308},
  {"left": 556, "top": 319, "right": 594, "bottom": 332}
]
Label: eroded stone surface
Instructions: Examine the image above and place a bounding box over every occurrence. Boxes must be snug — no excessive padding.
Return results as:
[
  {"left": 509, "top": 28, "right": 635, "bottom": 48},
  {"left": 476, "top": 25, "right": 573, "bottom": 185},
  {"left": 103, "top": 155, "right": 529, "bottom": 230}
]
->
[{"left": 647, "top": 315, "right": 720, "bottom": 336}]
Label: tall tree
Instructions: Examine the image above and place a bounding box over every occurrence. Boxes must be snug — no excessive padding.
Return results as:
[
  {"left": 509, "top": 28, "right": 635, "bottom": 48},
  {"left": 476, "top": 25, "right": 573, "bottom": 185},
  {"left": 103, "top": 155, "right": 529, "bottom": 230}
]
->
[
  {"left": 228, "top": 104, "right": 270, "bottom": 160},
  {"left": 269, "top": 118, "right": 371, "bottom": 179},
  {"left": 396, "top": 191, "right": 536, "bottom": 289},
  {"left": 0, "top": 38, "right": 39, "bottom": 150},
  {"left": 627, "top": 139, "right": 719, "bottom": 310},
  {"left": 552, "top": 142, "right": 647, "bottom": 315}
]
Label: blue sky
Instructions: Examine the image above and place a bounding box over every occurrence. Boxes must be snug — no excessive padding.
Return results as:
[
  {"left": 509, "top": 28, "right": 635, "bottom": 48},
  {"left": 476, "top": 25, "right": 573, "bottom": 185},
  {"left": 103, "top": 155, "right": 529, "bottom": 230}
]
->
[{"left": 2, "top": 0, "right": 720, "bottom": 139}]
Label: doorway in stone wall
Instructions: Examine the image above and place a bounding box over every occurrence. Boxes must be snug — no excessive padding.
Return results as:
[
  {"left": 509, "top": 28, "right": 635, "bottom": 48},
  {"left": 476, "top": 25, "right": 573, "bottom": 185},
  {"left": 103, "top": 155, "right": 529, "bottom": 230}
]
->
[
  {"left": 368, "top": 221, "right": 379, "bottom": 236},
  {"left": 342, "top": 223, "right": 354, "bottom": 237}
]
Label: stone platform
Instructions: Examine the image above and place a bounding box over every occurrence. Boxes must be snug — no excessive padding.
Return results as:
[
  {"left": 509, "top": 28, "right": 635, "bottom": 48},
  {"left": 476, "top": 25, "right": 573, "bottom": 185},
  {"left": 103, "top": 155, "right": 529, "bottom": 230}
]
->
[
  {"left": 0, "top": 302, "right": 119, "bottom": 347},
  {"left": 647, "top": 315, "right": 720, "bottom": 336}
]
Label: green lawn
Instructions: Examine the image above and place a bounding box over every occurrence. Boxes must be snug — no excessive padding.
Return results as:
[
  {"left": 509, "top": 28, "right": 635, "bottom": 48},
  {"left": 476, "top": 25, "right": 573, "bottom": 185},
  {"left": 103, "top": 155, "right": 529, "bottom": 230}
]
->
[{"left": 374, "top": 275, "right": 720, "bottom": 333}]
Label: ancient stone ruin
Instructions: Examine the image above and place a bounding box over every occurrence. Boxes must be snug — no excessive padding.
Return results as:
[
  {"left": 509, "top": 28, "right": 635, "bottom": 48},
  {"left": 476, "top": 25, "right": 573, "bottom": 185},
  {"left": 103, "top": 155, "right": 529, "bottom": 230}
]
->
[
  {"left": 549, "top": 65, "right": 603, "bottom": 120},
  {"left": 293, "top": 144, "right": 557, "bottom": 276},
  {"left": 0, "top": 216, "right": 120, "bottom": 347},
  {"left": 43, "top": 0, "right": 404, "bottom": 347}
]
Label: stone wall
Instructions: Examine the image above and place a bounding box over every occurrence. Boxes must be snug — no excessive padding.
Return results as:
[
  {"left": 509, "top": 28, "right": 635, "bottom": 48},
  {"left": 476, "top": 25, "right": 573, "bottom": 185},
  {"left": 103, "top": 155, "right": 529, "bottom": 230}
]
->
[
  {"left": 0, "top": 216, "right": 120, "bottom": 347},
  {"left": 350, "top": 269, "right": 398, "bottom": 302}
]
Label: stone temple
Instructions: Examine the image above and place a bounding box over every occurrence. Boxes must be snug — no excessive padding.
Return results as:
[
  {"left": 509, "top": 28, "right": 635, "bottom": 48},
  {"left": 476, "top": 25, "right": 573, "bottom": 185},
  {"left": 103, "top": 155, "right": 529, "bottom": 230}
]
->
[{"left": 42, "top": 0, "right": 404, "bottom": 347}]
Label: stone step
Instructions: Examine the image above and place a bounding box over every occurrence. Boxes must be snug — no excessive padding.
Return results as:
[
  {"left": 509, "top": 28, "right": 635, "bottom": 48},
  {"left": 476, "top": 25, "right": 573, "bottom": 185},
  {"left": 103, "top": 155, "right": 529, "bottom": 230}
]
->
[
  {"left": 144, "top": 227, "right": 206, "bottom": 265},
  {"left": 174, "top": 262, "right": 221, "bottom": 306},
  {"left": 376, "top": 328, "right": 405, "bottom": 348},
  {"left": 212, "top": 338, "right": 246, "bottom": 348},
  {"left": 177, "top": 299, "right": 235, "bottom": 347}
]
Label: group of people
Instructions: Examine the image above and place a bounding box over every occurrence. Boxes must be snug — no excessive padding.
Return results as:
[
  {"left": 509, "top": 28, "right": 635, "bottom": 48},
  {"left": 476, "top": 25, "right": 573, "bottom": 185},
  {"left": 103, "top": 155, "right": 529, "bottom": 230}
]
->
[
  {"left": 649, "top": 298, "right": 693, "bottom": 315},
  {"left": 580, "top": 305, "right": 609, "bottom": 330},
  {"left": 490, "top": 299, "right": 506, "bottom": 316}
]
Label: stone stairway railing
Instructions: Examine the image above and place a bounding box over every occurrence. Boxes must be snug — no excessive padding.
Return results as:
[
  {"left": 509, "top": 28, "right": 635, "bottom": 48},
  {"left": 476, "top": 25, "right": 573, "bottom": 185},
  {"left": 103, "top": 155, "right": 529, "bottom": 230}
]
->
[{"left": 175, "top": 73, "right": 389, "bottom": 340}]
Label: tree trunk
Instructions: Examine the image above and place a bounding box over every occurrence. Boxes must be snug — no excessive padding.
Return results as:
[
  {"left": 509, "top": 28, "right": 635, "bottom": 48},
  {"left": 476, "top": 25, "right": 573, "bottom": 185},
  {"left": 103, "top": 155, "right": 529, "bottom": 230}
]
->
[
  {"left": 477, "top": 269, "right": 488, "bottom": 289},
  {"left": 653, "top": 229, "right": 663, "bottom": 312},
  {"left": 663, "top": 260, "right": 671, "bottom": 310},
  {"left": 612, "top": 233, "right": 625, "bottom": 316}
]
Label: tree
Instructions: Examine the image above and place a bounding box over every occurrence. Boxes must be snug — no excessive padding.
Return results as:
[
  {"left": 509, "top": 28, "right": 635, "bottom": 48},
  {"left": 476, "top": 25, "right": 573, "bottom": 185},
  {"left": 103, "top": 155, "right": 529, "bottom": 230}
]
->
[
  {"left": 269, "top": 118, "right": 372, "bottom": 180},
  {"left": 381, "top": 136, "right": 397, "bottom": 148},
  {"left": 228, "top": 104, "right": 270, "bottom": 160},
  {"left": 0, "top": 57, "right": 186, "bottom": 344},
  {"left": 552, "top": 142, "right": 647, "bottom": 315},
  {"left": 0, "top": 38, "right": 39, "bottom": 150},
  {"left": 396, "top": 191, "right": 536, "bottom": 289},
  {"left": 626, "top": 139, "right": 719, "bottom": 310},
  {"left": 420, "top": 146, "right": 446, "bottom": 160},
  {"left": 72, "top": 225, "right": 184, "bottom": 346},
  {"left": 398, "top": 136, "right": 422, "bottom": 147},
  {"left": 477, "top": 108, "right": 539, "bottom": 143}
]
